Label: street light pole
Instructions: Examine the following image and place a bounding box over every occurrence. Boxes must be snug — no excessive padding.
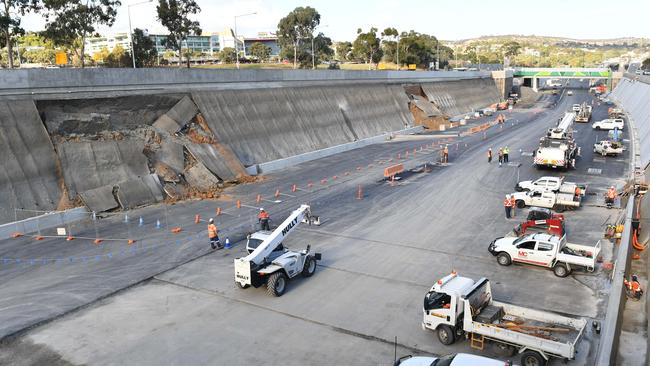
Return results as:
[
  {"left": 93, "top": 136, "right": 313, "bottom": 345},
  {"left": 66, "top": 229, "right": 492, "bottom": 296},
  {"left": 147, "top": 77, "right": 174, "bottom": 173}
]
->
[
  {"left": 396, "top": 35, "right": 400, "bottom": 70},
  {"left": 234, "top": 12, "right": 256, "bottom": 69},
  {"left": 128, "top": 0, "right": 152, "bottom": 69}
]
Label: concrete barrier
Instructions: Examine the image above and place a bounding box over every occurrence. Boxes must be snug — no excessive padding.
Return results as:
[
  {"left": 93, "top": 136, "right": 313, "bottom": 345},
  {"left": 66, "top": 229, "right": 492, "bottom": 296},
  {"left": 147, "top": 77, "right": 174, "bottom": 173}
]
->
[
  {"left": 245, "top": 126, "right": 424, "bottom": 175},
  {"left": 595, "top": 196, "right": 635, "bottom": 365},
  {"left": 0, "top": 69, "right": 495, "bottom": 99},
  {"left": 0, "top": 207, "right": 89, "bottom": 240}
]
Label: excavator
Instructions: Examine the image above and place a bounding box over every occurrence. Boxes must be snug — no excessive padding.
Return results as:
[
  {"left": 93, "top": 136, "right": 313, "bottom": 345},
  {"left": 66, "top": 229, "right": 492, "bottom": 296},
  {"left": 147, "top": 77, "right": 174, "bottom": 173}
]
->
[{"left": 234, "top": 204, "right": 321, "bottom": 296}]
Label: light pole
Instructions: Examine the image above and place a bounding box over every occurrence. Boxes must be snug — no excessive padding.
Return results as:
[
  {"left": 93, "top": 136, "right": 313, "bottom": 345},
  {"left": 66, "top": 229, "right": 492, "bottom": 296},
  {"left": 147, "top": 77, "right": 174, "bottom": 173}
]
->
[
  {"left": 128, "top": 0, "right": 153, "bottom": 68},
  {"left": 311, "top": 24, "right": 328, "bottom": 69},
  {"left": 234, "top": 12, "right": 256, "bottom": 69}
]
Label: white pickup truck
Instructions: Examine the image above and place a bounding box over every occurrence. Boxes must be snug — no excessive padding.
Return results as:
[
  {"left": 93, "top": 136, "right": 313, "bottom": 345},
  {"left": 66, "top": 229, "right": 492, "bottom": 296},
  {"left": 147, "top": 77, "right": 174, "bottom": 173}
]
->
[
  {"left": 489, "top": 233, "right": 601, "bottom": 277},
  {"left": 423, "top": 273, "right": 587, "bottom": 366},
  {"left": 510, "top": 190, "right": 581, "bottom": 212},
  {"left": 515, "top": 176, "right": 586, "bottom": 195},
  {"left": 593, "top": 140, "right": 624, "bottom": 156},
  {"left": 593, "top": 118, "right": 624, "bottom": 130}
]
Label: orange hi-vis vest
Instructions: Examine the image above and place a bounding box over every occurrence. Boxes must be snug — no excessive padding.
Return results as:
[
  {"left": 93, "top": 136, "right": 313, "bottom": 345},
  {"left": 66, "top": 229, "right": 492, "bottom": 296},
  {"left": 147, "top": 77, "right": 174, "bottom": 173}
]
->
[
  {"left": 208, "top": 223, "right": 218, "bottom": 239},
  {"left": 509, "top": 197, "right": 516, "bottom": 207},
  {"left": 607, "top": 188, "right": 617, "bottom": 199},
  {"left": 504, "top": 199, "right": 512, "bottom": 207},
  {"left": 259, "top": 211, "right": 270, "bottom": 220}
]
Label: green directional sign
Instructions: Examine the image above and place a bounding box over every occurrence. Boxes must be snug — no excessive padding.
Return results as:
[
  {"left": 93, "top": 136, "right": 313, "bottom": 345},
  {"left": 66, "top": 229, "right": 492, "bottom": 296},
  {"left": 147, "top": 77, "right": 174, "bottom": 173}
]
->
[{"left": 514, "top": 69, "right": 611, "bottom": 77}]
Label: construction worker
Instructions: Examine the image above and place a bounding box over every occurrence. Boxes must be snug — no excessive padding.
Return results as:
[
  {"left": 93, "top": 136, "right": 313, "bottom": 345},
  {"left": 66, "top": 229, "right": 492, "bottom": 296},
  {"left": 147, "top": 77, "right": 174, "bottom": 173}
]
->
[
  {"left": 605, "top": 186, "right": 617, "bottom": 208},
  {"left": 503, "top": 146, "right": 510, "bottom": 163},
  {"left": 504, "top": 195, "right": 512, "bottom": 219},
  {"left": 498, "top": 148, "right": 504, "bottom": 167},
  {"left": 487, "top": 148, "right": 492, "bottom": 163},
  {"left": 575, "top": 186, "right": 582, "bottom": 197},
  {"left": 624, "top": 275, "right": 643, "bottom": 300},
  {"left": 509, "top": 194, "right": 516, "bottom": 217},
  {"left": 258, "top": 208, "right": 270, "bottom": 231},
  {"left": 208, "top": 218, "right": 221, "bottom": 250},
  {"left": 442, "top": 145, "right": 449, "bottom": 164}
]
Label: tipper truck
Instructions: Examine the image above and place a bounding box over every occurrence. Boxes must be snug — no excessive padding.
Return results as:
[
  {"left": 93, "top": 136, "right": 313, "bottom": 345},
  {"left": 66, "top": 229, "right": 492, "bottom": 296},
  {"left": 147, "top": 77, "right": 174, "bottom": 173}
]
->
[{"left": 422, "top": 273, "right": 587, "bottom": 366}]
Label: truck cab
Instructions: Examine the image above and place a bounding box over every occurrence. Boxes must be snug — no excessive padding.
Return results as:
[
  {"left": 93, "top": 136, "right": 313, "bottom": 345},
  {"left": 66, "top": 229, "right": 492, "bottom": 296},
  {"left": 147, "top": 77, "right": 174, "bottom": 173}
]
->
[{"left": 423, "top": 273, "right": 473, "bottom": 345}]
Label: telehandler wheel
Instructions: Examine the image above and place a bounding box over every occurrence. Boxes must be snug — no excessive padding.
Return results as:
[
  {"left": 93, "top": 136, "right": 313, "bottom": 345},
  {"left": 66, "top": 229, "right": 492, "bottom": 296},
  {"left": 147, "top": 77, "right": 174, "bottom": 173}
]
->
[
  {"left": 302, "top": 256, "right": 317, "bottom": 277},
  {"left": 267, "top": 271, "right": 288, "bottom": 297},
  {"left": 236, "top": 282, "right": 250, "bottom": 289},
  {"left": 553, "top": 264, "right": 571, "bottom": 277},
  {"left": 437, "top": 325, "right": 456, "bottom": 345},
  {"left": 516, "top": 200, "right": 526, "bottom": 209},
  {"left": 497, "top": 252, "right": 512, "bottom": 266},
  {"left": 520, "top": 350, "right": 547, "bottom": 366}
]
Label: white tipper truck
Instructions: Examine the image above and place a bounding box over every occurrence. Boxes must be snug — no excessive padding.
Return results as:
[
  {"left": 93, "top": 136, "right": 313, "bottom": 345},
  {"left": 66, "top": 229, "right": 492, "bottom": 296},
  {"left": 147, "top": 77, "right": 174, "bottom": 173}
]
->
[
  {"left": 422, "top": 273, "right": 587, "bottom": 366},
  {"left": 533, "top": 113, "right": 580, "bottom": 170}
]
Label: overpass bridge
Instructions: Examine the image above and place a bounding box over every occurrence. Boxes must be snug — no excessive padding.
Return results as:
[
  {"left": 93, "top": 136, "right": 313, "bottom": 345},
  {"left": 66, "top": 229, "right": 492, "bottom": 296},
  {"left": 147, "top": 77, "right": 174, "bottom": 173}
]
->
[{"left": 513, "top": 67, "right": 616, "bottom": 91}]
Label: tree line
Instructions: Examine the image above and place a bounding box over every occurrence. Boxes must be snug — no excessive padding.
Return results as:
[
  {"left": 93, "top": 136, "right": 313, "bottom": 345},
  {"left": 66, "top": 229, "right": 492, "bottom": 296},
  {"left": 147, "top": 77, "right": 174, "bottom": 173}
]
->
[{"left": 2, "top": 2, "right": 516, "bottom": 69}]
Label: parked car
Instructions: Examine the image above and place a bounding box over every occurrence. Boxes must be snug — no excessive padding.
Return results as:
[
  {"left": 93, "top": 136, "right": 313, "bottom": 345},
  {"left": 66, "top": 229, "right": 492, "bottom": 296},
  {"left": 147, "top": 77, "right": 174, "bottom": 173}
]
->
[
  {"left": 571, "top": 104, "right": 581, "bottom": 112},
  {"left": 593, "top": 118, "right": 624, "bottom": 130},
  {"left": 394, "top": 353, "right": 511, "bottom": 366},
  {"left": 593, "top": 140, "right": 624, "bottom": 156}
]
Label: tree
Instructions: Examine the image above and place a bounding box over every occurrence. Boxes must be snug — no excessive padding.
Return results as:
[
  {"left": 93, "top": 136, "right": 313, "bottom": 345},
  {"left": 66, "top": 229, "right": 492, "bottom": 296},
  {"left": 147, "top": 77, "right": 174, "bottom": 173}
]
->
[
  {"left": 643, "top": 57, "right": 650, "bottom": 70},
  {"left": 305, "top": 32, "right": 332, "bottom": 68},
  {"left": 335, "top": 41, "right": 351, "bottom": 62},
  {"left": 42, "top": 0, "right": 119, "bottom": 68},
  {"left": 156, "top": 0, "right": 201, "bottom": 68},
  {"left": 132, "top": 28, "right": 157, "bottom": 67},
  {"left": 1, "top": 0, "right": 40, "bottom": 68},
  {"left": 501, "top": 41, "right": 521, "bottom": 66},
  {"left": 277, "top": 6, "right": 319, "bottom": 69},
  {"left": 249, "top": 42, "right": 271, "bottom": 62},
  {"left": 353, "top": 27, "right": 382, "bottom": 69},
  {"left": 218, "top": 47, "right": 235, "bottom": 63},
  {"left": 381, "top": 27, "right": 399, "bottom": 65},
  {"left": 104, "top": 44, "right": 129, "bottom": 67}
]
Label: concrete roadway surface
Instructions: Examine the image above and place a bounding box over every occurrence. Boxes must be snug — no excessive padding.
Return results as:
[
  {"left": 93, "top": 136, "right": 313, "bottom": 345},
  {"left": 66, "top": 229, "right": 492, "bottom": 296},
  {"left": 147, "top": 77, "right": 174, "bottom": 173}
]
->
[{"left": 0, "top": 88, "right": 629, "bottom": 365}]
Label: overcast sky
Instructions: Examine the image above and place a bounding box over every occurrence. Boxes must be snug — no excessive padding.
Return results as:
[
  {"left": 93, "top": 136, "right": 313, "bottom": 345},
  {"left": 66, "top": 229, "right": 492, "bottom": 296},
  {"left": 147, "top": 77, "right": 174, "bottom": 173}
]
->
[{"left": 19, "top": 0, "right": 650, "bottom": 42}]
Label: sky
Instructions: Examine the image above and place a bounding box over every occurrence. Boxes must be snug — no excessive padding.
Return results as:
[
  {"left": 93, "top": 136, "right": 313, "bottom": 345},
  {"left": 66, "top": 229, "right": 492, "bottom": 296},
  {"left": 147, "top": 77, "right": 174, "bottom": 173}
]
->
[{"left": 18, "top": 0, "right": 650, "bottom": 42}]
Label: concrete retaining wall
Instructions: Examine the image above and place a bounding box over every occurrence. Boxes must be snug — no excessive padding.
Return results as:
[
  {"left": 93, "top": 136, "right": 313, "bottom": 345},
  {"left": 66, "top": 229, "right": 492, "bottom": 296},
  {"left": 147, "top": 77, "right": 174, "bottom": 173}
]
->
[
  {"left": 610, "top": 78, "right": 650, "bottom": 168},
  {"left": 420, "top": 78, "right": 502, "bottom": 117},
  {"left": 247, "top": 126, "right": 424, "bottom": 175},
  {"left": 0, "top": 207, "right": 89, "bottom": 240}
]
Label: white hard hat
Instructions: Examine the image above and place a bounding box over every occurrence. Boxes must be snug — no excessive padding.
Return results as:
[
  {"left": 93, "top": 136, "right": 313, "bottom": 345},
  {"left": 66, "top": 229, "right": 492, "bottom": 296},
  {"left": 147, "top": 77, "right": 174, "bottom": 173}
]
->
[
  {"left": 260, "top": 208, "right": 265, "bottom": 211},
  {"left": 610, "top": 186, "right": 615, "bottom": 189},
  {"left": 506, "top": 194, "right": 510, "bottom": 198},
  {"left": 209, "top": 218, "right": 214, "bottom": 223}
]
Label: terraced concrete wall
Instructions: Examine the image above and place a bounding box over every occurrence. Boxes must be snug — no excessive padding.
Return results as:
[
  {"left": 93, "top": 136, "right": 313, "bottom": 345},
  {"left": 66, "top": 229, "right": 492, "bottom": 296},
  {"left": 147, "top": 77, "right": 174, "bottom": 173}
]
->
[
  {"left": 193, "top": 84, "right": 413, "bottom": 166},
  {"left": 0, "top": 100, "right": 61, "bottom": 224},
  {"left": 611, "top": 78, "right": 650, "bottom": 167},
  {"left": 421, "top": 77, "right": 502, "bottom": 117}
]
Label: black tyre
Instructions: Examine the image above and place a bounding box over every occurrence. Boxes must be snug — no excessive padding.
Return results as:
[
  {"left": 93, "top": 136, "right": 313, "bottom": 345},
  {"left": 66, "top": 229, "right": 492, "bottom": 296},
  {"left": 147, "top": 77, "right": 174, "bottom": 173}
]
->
[
  {"left": 437, "top": 325, "right": 456, "bottom": 345},
  {"left": 516, "top": 200, "right": 526, "bottom": 209},
  {"left": 302, "top": 256, "right": 317, "bottom": 277},
  {"left": 266, "top": 271, "right": 288, "bottom": 297},
  {"left": 520, "top": 350, "right": 547, "bottom": 366},
  {"left": 497, "top": 252, "right": 512, "bottom": 266},
  {"left": 236, "top": 282, "right": 250, "bottom": 289},
  {"left": 553, "top": 264, "right": 571, "bottom": 278}
]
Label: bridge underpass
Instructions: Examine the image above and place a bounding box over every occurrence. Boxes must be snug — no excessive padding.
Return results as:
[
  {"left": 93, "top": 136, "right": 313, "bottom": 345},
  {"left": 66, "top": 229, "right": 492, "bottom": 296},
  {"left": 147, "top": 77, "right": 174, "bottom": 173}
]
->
[{"left": 513, "top": 67, "right": 617, "bottom": 91}]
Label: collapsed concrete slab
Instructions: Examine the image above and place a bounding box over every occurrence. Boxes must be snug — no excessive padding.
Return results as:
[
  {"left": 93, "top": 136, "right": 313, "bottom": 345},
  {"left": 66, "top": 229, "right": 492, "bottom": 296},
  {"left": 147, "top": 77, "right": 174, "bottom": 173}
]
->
[
  {"left": 184, "top": 163, "right": 221, "bottom": 191},
  {"left": 155, "top": 140, "right": 185, "bottom": 173},
  {"left": 421, "top": 78, "right": 501, "bottom": 117},
  {"left": 185, "top": 143, "right": 241, "bottom": 182},
  {"left": 0, "top": 100, "right": 61, "bottom": 224},
  {"left": 57, "top": 140, "right": 150, "bottom": 196},
  {"left": 116, "top": 174, "right": 164, "bottom": 209},
  {"left": 79, "top": 185, "right": 118, "bottom": 213}
]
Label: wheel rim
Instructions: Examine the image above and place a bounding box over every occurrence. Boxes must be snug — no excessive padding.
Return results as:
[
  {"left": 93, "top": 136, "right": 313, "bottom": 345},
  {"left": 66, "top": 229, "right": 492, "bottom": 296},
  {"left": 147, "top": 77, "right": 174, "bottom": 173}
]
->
[
  {"left": 439, "top": 329, "right": 449, "bottom": 342},
  {"left": 498, "top": 255, "right": 509, "bottom": 265},
  {"left": 276, "top": 277, "right": 285, "bottom": 293},
  {"left": 308, "top": 259, "right": 316, "bottom": 273},
  {"left": 523, "top": 356, "right": 539, "bottom": 366},
  {"left": 557, "top": 267, "right": 566, "bottom": 276}
]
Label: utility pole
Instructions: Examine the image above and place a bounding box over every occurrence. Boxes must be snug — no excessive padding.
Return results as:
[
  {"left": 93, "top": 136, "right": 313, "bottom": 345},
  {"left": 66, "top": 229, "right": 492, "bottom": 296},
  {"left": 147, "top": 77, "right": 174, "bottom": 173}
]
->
[
  {"left": 234, "top": 12, "right": 256, "bottom": 69},
  {"left": 128, "top": 0, "right": 153, "bottom": 68}
]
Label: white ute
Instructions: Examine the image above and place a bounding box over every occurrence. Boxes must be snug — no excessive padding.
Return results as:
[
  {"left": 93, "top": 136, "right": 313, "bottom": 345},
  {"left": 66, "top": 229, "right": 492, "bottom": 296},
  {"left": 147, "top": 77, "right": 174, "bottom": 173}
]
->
[
  {"left": 488, "top": 233, "right": 601, "bottom": 277},
  {"left": 510, "top": 190, "right": 581, "bottom": 211},
  {"left": 515, "top": 176, "right": 586, "bottom": 195},
  {"left": 593, "top": 140, "right": 624, "bottom": 156},
  {"left": 422, "top": 273, "right": 587, "bottom": 366},
  {"left": 592, "top": 118, "right": 624, "bottom": 130},
  {"left": 234, "top": 204, "right": 321, "bottom": 296}
]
